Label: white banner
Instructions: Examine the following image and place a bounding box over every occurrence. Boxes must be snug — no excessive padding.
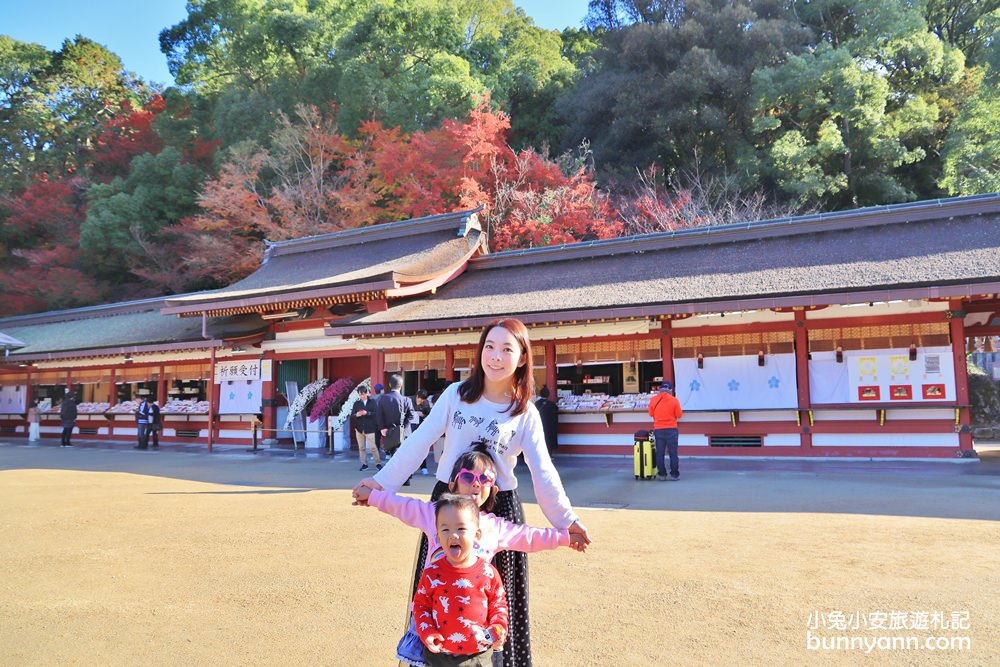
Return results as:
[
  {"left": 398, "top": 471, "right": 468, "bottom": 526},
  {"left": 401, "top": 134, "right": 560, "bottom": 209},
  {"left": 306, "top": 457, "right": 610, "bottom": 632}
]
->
[
  {"left": 674, "top": 353, "right": 798, "bottom": 410},
  {"left": 809, "top": 347, "right": 956, "bottom": 404},
  {"left": 218, "top": 379, "right": 263, "bottom": 414},
  {"left": 0, "top": 384, "right": 26, "bottom": 414}
]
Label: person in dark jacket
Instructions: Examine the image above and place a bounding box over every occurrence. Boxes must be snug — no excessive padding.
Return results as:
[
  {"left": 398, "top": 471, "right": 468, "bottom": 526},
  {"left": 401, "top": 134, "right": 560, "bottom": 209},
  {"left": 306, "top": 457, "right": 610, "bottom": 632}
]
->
[
  {"left": 134, "top": 396, "right": 152, "bottom": 450},
  {"left": 414, "top": 389, "right": 433, "bottom": 475},
  {"left": 59, "top": 389, "right": 77, "bottom": 447},
  {"left": 534, "top": 386, "right": 559, "bottom": 453},
  {"left": 352, "top": 385, "right": 381, "bottom": 471},
  {"left": 373, "top": 382, "right": 386, "bottom": 457},
  {"left": 148, "top": 400, "right": 162, "bottom": 449},
  {"left": 376, "top": 375, "right": 414, "bottom": 484}
]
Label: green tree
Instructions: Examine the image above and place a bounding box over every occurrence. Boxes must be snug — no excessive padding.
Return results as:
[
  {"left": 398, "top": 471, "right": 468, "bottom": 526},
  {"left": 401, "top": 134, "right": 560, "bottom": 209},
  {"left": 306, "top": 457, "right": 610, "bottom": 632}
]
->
[
  {"left": 0, "top": 36, "right": 144, "bottom": 189},
  {"left": 751, "top": 0, "right": 966, "bottom": 207},
  {"left": 939, "top": 64, "right": 1000, "bottom": 195},
  {"left": 560, "top": 0, "right": 809, "bottom": 180},
  {"left": 924, "top": 0, "right": 1000, "bottom": 67},
  {"left": 80, "top": 147, "right": 206, "bottom": 280}
]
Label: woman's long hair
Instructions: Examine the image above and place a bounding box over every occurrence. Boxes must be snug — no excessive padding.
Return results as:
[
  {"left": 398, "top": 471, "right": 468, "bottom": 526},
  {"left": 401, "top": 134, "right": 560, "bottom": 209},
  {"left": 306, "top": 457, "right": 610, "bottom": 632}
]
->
[{"left": 459, "top": 318, "right": 534, "bottom": 417}]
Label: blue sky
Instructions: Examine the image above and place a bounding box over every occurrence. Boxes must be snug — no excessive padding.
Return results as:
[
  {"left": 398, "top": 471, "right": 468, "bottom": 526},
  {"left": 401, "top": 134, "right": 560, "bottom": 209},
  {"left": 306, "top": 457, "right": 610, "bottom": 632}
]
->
[{"left": 1, "top": 0, "right": 591, "bottom": 86}]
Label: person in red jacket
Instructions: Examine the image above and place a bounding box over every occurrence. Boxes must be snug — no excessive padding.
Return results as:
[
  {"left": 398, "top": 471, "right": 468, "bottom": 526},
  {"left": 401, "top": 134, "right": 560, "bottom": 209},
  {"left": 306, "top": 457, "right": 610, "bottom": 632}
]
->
[{"left": 647, "top": 381, "right": 683, "bottom": 481}]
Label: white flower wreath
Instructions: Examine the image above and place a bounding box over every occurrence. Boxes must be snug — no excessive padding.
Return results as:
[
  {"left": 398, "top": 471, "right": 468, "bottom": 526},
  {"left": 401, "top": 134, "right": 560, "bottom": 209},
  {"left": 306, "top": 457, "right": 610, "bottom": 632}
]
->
[{"left": 283, "top": 378, "right": 329, "bottom": 430}]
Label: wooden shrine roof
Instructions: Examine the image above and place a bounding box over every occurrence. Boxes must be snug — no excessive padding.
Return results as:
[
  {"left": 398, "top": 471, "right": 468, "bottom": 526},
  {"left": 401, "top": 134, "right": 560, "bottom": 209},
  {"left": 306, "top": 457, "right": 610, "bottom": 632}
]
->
[
  {"left": 327, "top": 195, "right": 1000, "bottom": 335},
  {"left": 162, "top": 208, "right": 484, "bottom": 316}
]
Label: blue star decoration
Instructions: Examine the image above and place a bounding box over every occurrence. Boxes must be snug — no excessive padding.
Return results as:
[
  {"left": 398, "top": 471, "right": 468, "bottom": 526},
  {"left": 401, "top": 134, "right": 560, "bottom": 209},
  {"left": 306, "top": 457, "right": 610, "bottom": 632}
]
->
[
  {"left": 768, "top": 376, "right": 781, "bottom": 389},
  {"left": 728, "top": 380, "right": 740, "bottom": 391},
  {"left": 689, "top": 380, "right": 701, "bottom": 392},
  {"left": 229, "top": 391, "right": 236, "bottom": 400},
  {"left": 247, "top": 392, "right": 254, "bottom": 400}
]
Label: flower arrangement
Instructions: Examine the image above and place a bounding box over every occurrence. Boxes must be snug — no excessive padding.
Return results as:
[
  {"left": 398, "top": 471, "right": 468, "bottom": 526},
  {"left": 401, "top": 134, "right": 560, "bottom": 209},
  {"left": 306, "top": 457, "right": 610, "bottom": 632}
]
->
[
  {"left": 331, "top": 377, "right": 371, "bottom": 430},
  {"left": 284, "top": 378, "right": 329, "bottom": 430},
  {"left": 308, "top": 376, "right": 356, "bottom": 423}
]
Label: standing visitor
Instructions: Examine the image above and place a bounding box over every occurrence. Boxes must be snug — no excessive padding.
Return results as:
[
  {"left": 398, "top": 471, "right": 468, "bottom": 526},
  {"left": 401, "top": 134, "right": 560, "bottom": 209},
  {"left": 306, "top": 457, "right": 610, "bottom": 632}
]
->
[
  {"left": 134, "top": 395, "right": 152, "bottom": 450},
  {"left": 148, "top": 400, "right": 162, "bottom": 449},
  {"left": 373, "top": 382, "right": 386, "bottom": 457},
  {"left": 648, "top": 381, "right": 683, "bottom": 481},
  {"left": 353, "top": 318, "right": 592, "bottom": 667},
  {"left": 27, "top": 398, "right": 41, "bottom": 442},
  {"left": 533, "top": 387, "right": 558, "bottom": 453},
  {"left": 377, "top": 374, "right": 413, "bottom": 457},
  {"left": 414, "top": 389, "right": 433, "bottom": 475},
  {"left": 59, "top": 389, "right": 77, "bottom": 447},
  {"left": 352, "top": 385, "right": 381, "bottom": 471}
]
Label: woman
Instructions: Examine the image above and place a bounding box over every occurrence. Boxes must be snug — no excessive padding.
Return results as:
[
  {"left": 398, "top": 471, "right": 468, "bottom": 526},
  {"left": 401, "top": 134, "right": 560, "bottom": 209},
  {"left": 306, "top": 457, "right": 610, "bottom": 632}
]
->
[
  {"left": 353, "top": 318, "right": 591, "bottom": 667},
  {"left": 27, "top": 398, "right": 41, "bottom": 442}
]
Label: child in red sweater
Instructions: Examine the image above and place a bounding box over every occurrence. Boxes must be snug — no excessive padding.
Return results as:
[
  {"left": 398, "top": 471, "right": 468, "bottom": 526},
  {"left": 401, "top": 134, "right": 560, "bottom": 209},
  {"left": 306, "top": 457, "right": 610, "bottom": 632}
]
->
[{"left": 413, "top": 494, "right": 509, "bottom": 667}]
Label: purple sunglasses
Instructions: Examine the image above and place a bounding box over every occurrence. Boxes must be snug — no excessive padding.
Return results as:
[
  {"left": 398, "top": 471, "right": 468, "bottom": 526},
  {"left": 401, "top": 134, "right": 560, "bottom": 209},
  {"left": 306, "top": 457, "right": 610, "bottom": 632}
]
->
[{"left": 456, "top": 468, "right": 496, "bottom": 486}]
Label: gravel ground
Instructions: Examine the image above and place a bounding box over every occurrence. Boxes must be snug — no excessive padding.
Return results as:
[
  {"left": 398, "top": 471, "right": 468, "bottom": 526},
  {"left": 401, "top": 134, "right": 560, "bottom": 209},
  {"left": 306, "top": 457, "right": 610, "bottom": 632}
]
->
[{"left": 1, "top": 443, "right": 998, "bottom": 666}]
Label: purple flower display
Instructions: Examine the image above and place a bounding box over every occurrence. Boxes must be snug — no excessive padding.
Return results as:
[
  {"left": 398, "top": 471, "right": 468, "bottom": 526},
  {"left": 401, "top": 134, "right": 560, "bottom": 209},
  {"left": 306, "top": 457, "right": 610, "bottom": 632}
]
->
[{"left": 308, "top": 376, "right": 356, "bottom": 423}]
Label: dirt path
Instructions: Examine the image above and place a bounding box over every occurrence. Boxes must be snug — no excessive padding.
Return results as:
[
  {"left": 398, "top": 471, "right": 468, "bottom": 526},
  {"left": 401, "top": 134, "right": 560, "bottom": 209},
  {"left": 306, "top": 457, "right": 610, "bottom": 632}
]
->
[{"left": 1, "top": 464, "right": 997, "bottom": 666}]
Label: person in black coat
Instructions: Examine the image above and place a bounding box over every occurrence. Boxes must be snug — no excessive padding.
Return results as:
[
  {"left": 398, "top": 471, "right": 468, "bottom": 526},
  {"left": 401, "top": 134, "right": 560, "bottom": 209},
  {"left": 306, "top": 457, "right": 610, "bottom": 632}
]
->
[
  {"left": 148, "top": 400, "right": 162, "bottom": 448},
  {"left": 351, "top": 385, "right": 381, "bottom": 471},
  {"left": 59, "top": 389, "right": 77, "bottom": 447},
  {"left": 376, "top": 374, "right": 414, "bottom": 484},
  {"left": 534, "top": 386, "right": 559, "bottom": 453}
]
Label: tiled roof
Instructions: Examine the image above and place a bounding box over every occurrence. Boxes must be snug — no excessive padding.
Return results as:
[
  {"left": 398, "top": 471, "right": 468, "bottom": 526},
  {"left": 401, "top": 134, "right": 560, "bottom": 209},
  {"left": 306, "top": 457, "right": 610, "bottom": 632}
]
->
[
  {"left": 0, "top": 308, "right": 209, "bottom": 357},
  {"left": 328, "top": 196, "right": 1000, "bottom": 333},
  {"left": 164, "top": 208, "right": 483, "bottom": 311}
]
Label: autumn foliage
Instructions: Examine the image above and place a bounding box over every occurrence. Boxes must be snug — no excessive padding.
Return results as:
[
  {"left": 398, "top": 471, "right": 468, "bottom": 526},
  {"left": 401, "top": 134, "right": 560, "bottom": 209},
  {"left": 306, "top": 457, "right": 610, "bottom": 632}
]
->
[{"left": 174, "top": 101, "right": 624, "bottom": 287}]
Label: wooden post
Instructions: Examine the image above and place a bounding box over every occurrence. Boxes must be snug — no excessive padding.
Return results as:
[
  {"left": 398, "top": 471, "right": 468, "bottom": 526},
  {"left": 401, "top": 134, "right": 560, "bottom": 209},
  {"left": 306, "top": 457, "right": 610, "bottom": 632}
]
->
[
  {"left": 544, "top": 341, "right": 556, "bottom": 397},
  {"left": 794, "top": 311, "right": 813, "bottom": 449},
  {"left": 445, "top": 348, "right": 455, "bottom": 382},
  {"left": 157, "top": 364, "right": 166, "bottom": 406},
  {"left": 207, "top": 347, "right": 217, "bottom": 452},
  {"left": 261, "top": 352, "right": 276, "bottom": 440},
  {"left": 660, "top": 319, "right": 675, "bottom": 387},
  {"left": 950, "top": 300, "right": 973, "bottom": 453}
]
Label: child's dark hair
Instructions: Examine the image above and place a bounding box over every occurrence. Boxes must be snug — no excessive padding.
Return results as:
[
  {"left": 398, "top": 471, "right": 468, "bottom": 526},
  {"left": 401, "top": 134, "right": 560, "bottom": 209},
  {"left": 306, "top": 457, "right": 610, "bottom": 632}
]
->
[
  {"left": 434, "top": 494, "right": 481, "bottom": 525},
  {"left": 448, "top": 441, "right": 499, "bottom": 513}
]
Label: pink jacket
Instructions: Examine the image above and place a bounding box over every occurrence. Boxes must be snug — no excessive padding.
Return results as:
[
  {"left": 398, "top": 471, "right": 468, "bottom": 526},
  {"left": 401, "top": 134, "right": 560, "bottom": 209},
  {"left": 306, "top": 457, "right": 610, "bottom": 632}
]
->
[{"left": 369, "top": 489, "right": 570, "bottom": 567}]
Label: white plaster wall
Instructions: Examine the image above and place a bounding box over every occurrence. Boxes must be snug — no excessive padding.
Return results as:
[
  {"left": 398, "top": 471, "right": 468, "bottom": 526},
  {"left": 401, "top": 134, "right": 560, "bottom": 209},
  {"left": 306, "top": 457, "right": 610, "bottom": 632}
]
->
[{"left": 812, "top": 433, "right": 959, "bottom": 448}]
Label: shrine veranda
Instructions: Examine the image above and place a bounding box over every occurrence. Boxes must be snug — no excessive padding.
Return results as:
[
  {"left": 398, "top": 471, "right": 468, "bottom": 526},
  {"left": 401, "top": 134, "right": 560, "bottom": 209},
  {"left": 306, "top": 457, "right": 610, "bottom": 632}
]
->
[{"left": 3, "top": 194, "right": 1000, "bottom": 459}]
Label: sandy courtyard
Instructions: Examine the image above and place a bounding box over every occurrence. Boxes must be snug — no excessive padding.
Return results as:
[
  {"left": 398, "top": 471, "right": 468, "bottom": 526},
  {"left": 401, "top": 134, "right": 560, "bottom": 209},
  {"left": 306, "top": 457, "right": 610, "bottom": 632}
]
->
[{"left": 1, "top": 447, "right": 998, "bottom": 666}]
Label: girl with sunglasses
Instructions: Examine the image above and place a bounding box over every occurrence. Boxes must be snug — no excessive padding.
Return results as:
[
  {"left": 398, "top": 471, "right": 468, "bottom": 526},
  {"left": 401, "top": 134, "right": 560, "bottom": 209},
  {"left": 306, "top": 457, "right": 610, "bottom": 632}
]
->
[
  {"left": 353, "top": 318, "right": 592, "bottom": 667},
  {"left": 353, "top": 445, "right": 586, "bottom": 667}
]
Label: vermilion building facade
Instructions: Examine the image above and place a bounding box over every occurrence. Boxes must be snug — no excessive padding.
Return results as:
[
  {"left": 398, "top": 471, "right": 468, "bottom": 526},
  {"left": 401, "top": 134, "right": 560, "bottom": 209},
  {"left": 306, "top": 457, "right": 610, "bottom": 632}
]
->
[{"left": 2, "top": 195, "right": 999, "bottom": 459}]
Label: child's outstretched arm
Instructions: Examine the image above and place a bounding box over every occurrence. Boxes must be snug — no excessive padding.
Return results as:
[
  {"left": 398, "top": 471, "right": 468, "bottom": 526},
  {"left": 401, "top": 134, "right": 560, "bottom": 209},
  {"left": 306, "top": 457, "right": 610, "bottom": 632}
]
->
[
  {"left": 488, "top": 514, "right": 588, "bottom": 554},
  {"left": 365, "top": 488, "right": 437, "bottom": 536}
]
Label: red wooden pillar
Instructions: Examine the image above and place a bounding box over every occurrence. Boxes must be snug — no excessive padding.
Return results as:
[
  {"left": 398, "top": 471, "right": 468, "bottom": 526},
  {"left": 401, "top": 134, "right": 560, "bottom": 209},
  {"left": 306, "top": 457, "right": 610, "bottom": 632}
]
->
[
  {"left": 544, "top": 341, "right": 557, "bottom": 396},
  {"left": 207, "top": 347, "right": 217, "bottom": 452},
  {"left": 107, "top": 369, "right": 116, "bottom": 438},
  {"left": 261, "top": 353, "right": 276, "bottom": 437},
  {"left": 445, "top": 348, "right": 455, "bottom": 382},
  {"left": 950, "top": 300, "right": 973, "bottom": 452},
  {"left": 156, "top": 364, "right": 166, "bottom": 406},
  {"left": 374, "top": 349, "right": 385, "bottom": 388},
  {"left": 794, "top": 311, "right": 813, "bottom": 449},
  {"left": 660, "top": 319, "right": 675, "bottom": 387}
]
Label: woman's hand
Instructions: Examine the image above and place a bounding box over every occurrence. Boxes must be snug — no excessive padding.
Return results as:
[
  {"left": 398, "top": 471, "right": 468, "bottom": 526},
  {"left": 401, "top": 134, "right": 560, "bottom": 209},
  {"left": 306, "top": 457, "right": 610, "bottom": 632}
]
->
[
  {"left": 568, "top": 520, "right": 592, "bottom": 548},
  {"left": 351, "top": 477, "right": 383, "bottom": 506},
  {"left": 568, "top": 533, "right": 589, "bottom": 553}
]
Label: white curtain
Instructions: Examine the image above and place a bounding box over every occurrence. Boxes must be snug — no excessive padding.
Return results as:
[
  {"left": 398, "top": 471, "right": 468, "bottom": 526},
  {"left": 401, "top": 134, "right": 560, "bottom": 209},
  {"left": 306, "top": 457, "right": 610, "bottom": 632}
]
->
[
  {"left": 218, "top": 379, "right": 263, "bottom": 414},
  {"left": 0, "top": 384, "right": 26, "bottom": 413},
  {"left": 674, "top": 353, "right": 798, "bottom": 410}
]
